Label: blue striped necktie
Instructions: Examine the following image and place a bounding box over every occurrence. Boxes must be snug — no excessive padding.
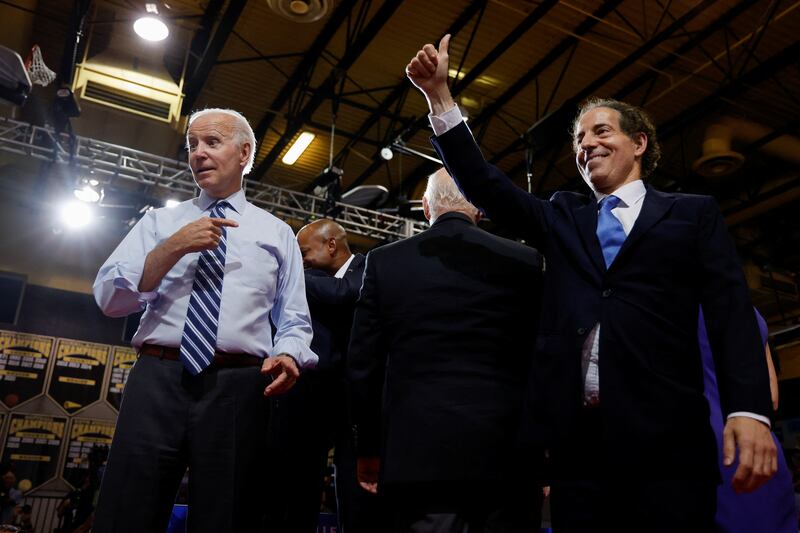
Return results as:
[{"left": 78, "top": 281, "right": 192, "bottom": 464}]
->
[
  {"left": 179, "top": 200, "right": 230, "bottom": 375},
  {"left": 596, "top": 195, "right": 626, "bottom": 268}
]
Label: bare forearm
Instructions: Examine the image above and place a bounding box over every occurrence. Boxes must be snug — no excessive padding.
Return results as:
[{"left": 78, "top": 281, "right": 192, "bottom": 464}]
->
[
  {"left": 426, "top": 87, "right": 456, "bottom": 116},
  {"left": 139, "top": 239, "right": 184, "bottom": 292}
]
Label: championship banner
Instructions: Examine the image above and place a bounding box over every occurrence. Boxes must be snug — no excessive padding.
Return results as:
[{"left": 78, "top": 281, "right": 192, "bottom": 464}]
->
[
  {"left": 1, "top": 413, "right": 66, "bottom": 490},
  {"left": 106, "top": 346, "right": 136, "bottom": 411},
  {"left": 48, "top": 339, "right": 110, "bottom": 414},
  {"left": 0, "top": 330, "right": 53, "bottom": 408},
  {"left": 62, "top": 418, "right": 115, "bottom": 488}
]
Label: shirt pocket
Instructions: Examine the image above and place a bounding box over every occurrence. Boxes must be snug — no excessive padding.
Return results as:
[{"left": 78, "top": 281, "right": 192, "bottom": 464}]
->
[{"left": 228, "top": 243, "right": 279, "bottom": 295}]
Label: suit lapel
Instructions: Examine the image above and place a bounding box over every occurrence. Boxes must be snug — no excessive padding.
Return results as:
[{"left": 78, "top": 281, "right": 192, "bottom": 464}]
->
[
  {"left": 345, "top": 253, "right": 366, "bottom": 280},
  {"left": 574, "top": 199, "right": 607, "bottom": 273},
  {"left": 613, "top": 187, "right": 674, "bottom": 267}
]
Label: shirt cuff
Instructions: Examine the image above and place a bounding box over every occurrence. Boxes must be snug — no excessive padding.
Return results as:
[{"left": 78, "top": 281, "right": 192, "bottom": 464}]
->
[
  {"left": 727, "top": 411, "right": 771, "bottom": 428},
  {"left": 272, "top": 337, "right": 319, "bottom": 369},
  {"left": 112, "top": 275, "right": 159, "bottom": 303},
  {"left": 429, "top": 104, "right": 464, "bottom": 136}
]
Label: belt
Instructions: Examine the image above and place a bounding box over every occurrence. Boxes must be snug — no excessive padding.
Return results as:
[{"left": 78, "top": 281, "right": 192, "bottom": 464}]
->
[{"left": 139, "top": 343, "right": 262, "bottom": 368}]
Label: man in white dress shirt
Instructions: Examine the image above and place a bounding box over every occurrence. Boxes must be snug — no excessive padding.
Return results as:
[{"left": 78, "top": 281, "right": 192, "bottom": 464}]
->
[{"left": 93, "top": 108, "right": 317, "bottom": 532}]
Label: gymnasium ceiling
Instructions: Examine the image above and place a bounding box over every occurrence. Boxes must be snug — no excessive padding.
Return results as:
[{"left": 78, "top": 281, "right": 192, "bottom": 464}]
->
[{"left": 1, "top": 0, "right": 799, "bottom": 323}]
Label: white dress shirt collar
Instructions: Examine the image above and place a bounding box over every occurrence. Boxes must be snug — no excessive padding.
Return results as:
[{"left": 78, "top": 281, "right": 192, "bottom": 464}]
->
[
  {"left": 593, "top": 179, "right": 646, "bottom": 208},
  {"left": 334, "top": 254, "right": 355, "bottom": 279},
  {"left": 198, "top": 188, "right": 246, "bottom": 215}
]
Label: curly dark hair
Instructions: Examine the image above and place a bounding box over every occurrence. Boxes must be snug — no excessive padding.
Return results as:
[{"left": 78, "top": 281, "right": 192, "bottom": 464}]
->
[{"left": 571, "top": 97, "right": 662, "bottom": 179}]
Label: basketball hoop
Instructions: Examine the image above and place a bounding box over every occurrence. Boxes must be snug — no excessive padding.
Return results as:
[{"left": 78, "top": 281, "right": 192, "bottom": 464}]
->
[{"left": 25, "top": 45, "right": 56, "bottom": 87}]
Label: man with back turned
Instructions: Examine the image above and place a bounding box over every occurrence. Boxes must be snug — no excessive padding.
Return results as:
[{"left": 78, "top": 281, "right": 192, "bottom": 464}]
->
[{"left": 348, "top": 169, "right": 544, "bottom": 532}]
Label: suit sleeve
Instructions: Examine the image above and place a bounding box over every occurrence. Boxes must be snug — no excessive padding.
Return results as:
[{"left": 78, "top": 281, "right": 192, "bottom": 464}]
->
[
  {"left": 346, "top": 253, "right": 386, "bottom": 457},
  {"left": 697, "top": 197, "right": 771, "bottom": 418},
  {"left": 304, "top": 267, "right": 362, "bottom": 307},
  {"left": 431, "top": 122, "right": 553, "bottom": 245}
]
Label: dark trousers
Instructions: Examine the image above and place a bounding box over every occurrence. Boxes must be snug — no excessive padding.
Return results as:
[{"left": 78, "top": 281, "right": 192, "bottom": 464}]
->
[
  {"left": 264, "top": 369, "right": 380, "bottom": 533},
  {"left": 93, "top": 355, "right": 269, "bottom": 533},
  {"left": 385, "top": 481, "right": 543, "bottom": 533},
  {"left": 550, "top": 477, "right": 716, "bottom": 532},
  {"left": 334, "top": 424, "right": 382, "bottom": 533},
  {"left": 548, "top": 408, "right": 717, "bottom": 532}
]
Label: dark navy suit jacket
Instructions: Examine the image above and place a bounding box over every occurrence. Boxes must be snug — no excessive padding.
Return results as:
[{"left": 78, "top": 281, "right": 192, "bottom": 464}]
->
[
  {"left": 348, "top": 212, "right": 544, "bottom": 486},
  {"left": 305, "top": 254, "right": 366, "bottom": 371},
  {"left": 431, "top": 122, "right": 771, "bottom": 481}
]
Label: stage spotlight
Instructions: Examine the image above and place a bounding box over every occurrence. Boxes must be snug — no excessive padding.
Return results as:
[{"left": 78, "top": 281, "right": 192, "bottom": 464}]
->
[
  {"left": 165, "top": 199, "right": 180, "bottom": 208},
  {"left": 73, "top": 178, "right": 102, "bottom": 203},
  {"left": 73, "top": 185, "right": 100, "bottom": 203},
  {"left": 60, "top": 201, "right": 92, "bottom": 229},
  {"left": 380, "top": 147, "right": 394, "bottom": 161},
  {"left": 134, "top": 4, "right": 169, "bottom": 42}
]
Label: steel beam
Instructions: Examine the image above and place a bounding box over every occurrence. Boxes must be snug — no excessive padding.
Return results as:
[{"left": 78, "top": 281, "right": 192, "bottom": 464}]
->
[
  {"left": 492, "top": 0, "right": 715, "bottom": 168},
  {"left": 350, "top": 0, "right": 563, "bottom": 192},
  {"left": 658, "top": 40, "right": 800, "bottom": 139},
  {"left": 536, "top": 40, "right": 800, "bottom": 197},
  {"left": 394, "top": 0, "right": 624, "bottom": 196},
  {"left": 308, "top": 1, "right": 488, "bottom": 194},
  {"left": 0, "top": 117, "right": 425, "bottom": 241},
  {"left": 59, "top": 0, "right": 92, "bottom": 87},
  {"left": 252, "top": 0, "right": 403, "bottom": 180},
  {"left": 502, "top": 0, "right": 751, "bottom": 187},
  {"left": 616, "top": 0, "right": 759, "bottom": 101},
  {"left": 181, "top": 0, "right": 247, "bottom": 115},
  {"left": 250, "top": 0, "right": 359, "bottom": 151}
]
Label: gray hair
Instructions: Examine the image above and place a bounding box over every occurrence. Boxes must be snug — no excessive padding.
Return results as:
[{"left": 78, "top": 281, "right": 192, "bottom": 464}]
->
[
  {"left": 423, "top": 168, "right": 479, "bottom": 224},
  {"left": 187, "top": 108, "right": 257, "bottom": 175}
]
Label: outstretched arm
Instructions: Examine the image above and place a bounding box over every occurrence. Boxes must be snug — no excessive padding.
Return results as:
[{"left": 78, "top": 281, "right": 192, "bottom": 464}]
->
[{"left": 406, "top": 35, "right": 553, "bottom": 243}]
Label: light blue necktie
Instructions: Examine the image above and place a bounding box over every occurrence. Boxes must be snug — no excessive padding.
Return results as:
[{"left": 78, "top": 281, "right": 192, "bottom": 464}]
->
[
  {"left": 596, "top": 195, "right": 626, "bottom": 268},
  {"left": 179, "top": 201, "right": 230, "bottom": 375}
]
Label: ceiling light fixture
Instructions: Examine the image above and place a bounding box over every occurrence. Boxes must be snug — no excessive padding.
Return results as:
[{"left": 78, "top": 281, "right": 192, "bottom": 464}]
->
[
  {"left": 134, "top": 4, "right": 169, "bottom": 42},
  {"left": 380, "top": 147, "right": 394, "bottom": 161},
  {"left": 289, "top": 0, "right": 311, "bottom": 15},
  {"left": 282, "top": 132, "right": 315, "bottom": 165}
]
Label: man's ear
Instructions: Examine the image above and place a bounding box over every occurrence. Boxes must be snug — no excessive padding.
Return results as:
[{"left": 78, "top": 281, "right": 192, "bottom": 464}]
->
[
  {"left": 327, "top": 237, "right": 337, "bottom": 256},
  {"left": 240, "top": 142, "right": 252, "bottom": 169},
  {"left": 633, "top": 132, "right": 647, "bottom": 158},
  {"left": 422, "top": 197, "right": 431, "bottom": 222}
]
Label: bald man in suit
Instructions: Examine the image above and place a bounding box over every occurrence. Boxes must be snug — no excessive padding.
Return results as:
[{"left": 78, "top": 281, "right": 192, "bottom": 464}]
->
[{"left": 266, "top": 220, "right": 378, "bottom": 533}]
